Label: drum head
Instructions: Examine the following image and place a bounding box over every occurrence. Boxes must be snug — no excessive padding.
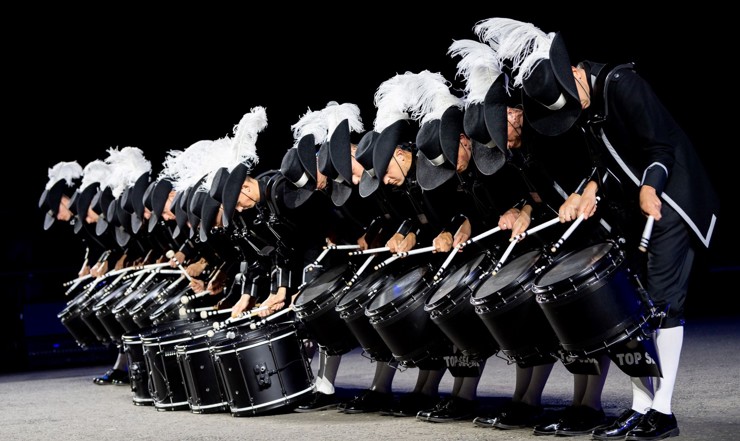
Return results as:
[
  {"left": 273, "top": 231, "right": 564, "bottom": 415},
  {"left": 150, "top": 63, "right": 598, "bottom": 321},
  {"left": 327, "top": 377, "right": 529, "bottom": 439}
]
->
[
  {"left": 536, "top": 243, "right": 615, "bottom": 288},
  {"left": 427, "top": 252, "right": 488, "bottom": 305},
  {"left": 473, "top": 250, "right": 542, "bottom": 301},
  {"left": 367, "top": 266, "right": 429, "bottom": 313},
  {"left": 149, "top": 292, "right": 184, "bottom": 323},
  {"left": 129, "top": 280, "right": 170, "bottom": 313},
  {"left": 295, "top": 263, "right": 349, "bottom": 308},
  {"left": 93, "top": 280, "right": 134, "bottom": 312},
  {"left": 336, "top": 266, "right": 394, "bottom": 313}
]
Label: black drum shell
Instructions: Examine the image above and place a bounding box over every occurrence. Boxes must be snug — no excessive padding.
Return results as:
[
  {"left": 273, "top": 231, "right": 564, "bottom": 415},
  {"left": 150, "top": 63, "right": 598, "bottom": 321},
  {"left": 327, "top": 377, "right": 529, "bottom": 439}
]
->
[
  {"left": 292, "top": 263, "right": 359, "bottom": 356},
  {"left": 335, "top": 266, "right": 396, "bottom": 362},
  {"left": 424, "top": 252, "right": 498, "bottom": 360},
  {"left": 122, "top": 332, "right": 153, "bottom": 406},
  {"left": 366, "top": 265, "right": 449, "bottom": 365},
  {"left": 93, "top": 279, "right": 135, "bottom": 343},
  {"left": 472, "top": 249, "right": 560, "bottom": 367},
  {"left": 532, "top": 242, "right": 648, "bottom": 355}
]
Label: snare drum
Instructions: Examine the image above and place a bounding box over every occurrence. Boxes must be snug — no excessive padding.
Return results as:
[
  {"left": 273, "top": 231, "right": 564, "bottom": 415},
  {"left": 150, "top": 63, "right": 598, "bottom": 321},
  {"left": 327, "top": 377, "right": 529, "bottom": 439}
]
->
[
  {"left": 472, "top": 249, "right": 560, "bottom": 367},
  {"left": 335, "top": 266, "right": 396, "bottom": 362},
  {"left": 112, "top": 278, "right": 160, "bottom": 334},
  {"left": 532, "top": 241, "right": 650, "bottom": 356},
  {"left": 58, "top": 287, "right": 104, "bottom": 349},
  {"left": 149, "top": 286, "right": 205, "bottom": 327},
  {"left": 141, "top": 320, "right": 214, "bottom": 411},
  {"left": 122, "top": 331, "right": 153, "bottom": 406},
  {"left": 424, "top": 251, "right": 498, "bottom": 360},
  {"left": 292, "top": 263, "right": 359, "bottom": 356},
  {"left": 365, "top": 265, "right": 449, "bottom": 366},
  {"left": 211, "top": 322, "right": 314, "bottom": 416},
  {"left": 78, "top": 281, "right": 115, "bottom": 345},
  {"left": 93, "top": 279, "right": 135, "bottom": 343},
  {"left": 130, "top": 278, "right": 180, "bottom": 330}
]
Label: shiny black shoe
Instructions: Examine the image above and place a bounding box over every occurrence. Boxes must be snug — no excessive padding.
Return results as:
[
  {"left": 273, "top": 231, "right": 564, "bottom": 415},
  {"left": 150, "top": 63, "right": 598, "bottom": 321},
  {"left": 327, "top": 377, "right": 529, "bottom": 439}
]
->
[
  {"left": 342, "top": 390, "right": 394, "bottom": 414},
  {"left": 493, "top": 401, "right": 544, "bottom": 429},
  {"left": 533, "top": 406, "right": 574, "bottom": 436},
  {"left": 473, "top": 414, "right": 497, "bottom": 428},
  {"left": 556, "top": 405, "right": 607, "bottom": 436},
  {"left": 592, "top": 409, "right": 644, "bottom": 440},
  {"left": 625, "top": 409, "right": 679, "bottom": 440},
  {"left": 422, "top": 396, "right": 477, "bottom": 423},
  {"left": 93, "top": 369, "right": 128, "bottom": 385},
  {"left": 381, "top": 392, "right": 439, "bottom": 417},
  {"left": 294, "top": 392, "right": 338, "bottom": 412},
  {"left": 416, "top": 397, "right": 451, "bottom": 420}
]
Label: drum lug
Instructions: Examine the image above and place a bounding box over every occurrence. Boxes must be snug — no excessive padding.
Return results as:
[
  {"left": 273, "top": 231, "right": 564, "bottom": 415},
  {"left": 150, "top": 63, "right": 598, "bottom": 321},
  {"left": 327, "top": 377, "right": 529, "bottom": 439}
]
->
[{"left": 254, "top": 362, "right": 271, "bottom": 387}]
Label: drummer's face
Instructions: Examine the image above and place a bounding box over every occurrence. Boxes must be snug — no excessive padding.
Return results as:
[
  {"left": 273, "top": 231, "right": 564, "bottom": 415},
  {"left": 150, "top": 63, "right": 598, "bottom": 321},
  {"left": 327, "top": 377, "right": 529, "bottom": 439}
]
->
[
  {"left": 350, "top": 144, "right": 363, "bottom": 186},
  {"left": 383, "top": 148, "right": 407, "bottom": 186},
  {"left": 86, "top": 206, "right": 99, "bottom": 224},
  {"left": 237, "top": 178, "right": 259, "bottom": 211},
  {"left": 161, "top": 191, "right": 176, "bottom": 221},
  {"left": 456, "top": 134, "right": 472, "bottom": 173},
  {"left": 57, "top": 196, "right": 73, "bottom": 222}
]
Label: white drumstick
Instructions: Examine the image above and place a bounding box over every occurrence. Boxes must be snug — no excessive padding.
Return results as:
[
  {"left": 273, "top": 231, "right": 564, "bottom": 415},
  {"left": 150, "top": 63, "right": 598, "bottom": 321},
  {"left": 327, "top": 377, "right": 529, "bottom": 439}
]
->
[
  {"left": 326, "top": 244, "right": 361, "bottom": 250},
  {"left": 395, "top": 245, "right": 436, "bottom": 258},
  {"left": 511, "top": 217, "right": 560, "bottom": 242},
  {"left": 460, "top": 226, "right": 502, "bottom": 248},
  {"left": 374, "top": 255, "right": 399, "bottom": 271},
  {"left": 349, "top": 246, "right": 389, "bottom": 256},
  {"left": 166, "top": 250, "right": 194, "bottom": 282},
  {"left": 348, "top": 255, "right": 376, "bottom": 286},
  {"left": 200, "top": 308, "right": 233, "bottom": 319},
  {"left": 181, "top": 290, "right": 211, "bottom": 305},
  {"left": 638, "top": 215, "right": 655, "bottom": 252},
  {"left": 551, "top": 214, "right": 586, "bottom": 253},
  {"left": 492, "top": 239, "right": 519, "bottom": 276},
  {"left": 434, "top": 244, "right": 463, "bottom": 281}
]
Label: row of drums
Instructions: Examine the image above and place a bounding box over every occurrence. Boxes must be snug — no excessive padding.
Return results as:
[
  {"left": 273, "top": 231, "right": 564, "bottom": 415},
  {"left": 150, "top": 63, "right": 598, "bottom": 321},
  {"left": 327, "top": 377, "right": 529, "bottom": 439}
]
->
[
  {"left": 55, "top": 239, "right": 656, "bottom": 417},
  {"left": 294, "top": 240, "right": 656, "bottom": 373}
]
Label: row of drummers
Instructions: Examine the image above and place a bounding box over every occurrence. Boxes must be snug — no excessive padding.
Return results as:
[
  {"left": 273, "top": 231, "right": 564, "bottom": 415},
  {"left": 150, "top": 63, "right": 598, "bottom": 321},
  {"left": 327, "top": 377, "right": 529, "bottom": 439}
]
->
[{"left": 58, "top": 225, "right": 662, "bottom": 416}]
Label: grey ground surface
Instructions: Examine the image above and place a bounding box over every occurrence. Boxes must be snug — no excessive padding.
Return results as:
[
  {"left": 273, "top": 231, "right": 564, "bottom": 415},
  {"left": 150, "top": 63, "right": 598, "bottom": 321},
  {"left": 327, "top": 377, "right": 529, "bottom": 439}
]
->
[{"left": 2, "top": 316, "right": 738, "bottom": 441}]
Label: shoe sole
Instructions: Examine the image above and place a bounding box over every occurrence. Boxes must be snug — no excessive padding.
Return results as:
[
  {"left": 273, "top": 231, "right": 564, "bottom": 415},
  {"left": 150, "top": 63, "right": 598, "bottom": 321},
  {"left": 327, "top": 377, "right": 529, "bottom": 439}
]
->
[
  {"left": 625, "top": 427, "right": 680, "bottom": 441},
  {"left": 294, "top": 405, "right": 338, "bottom": 413},
  {"left": 555, "top": 423, "right": 610, "bottom": 437}
]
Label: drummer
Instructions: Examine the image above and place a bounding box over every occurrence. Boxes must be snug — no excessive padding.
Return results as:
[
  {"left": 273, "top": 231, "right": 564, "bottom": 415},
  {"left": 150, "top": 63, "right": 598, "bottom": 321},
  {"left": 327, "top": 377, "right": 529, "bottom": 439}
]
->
[{"left": 220, "top": 107, "right": 334, "bottom": 320}]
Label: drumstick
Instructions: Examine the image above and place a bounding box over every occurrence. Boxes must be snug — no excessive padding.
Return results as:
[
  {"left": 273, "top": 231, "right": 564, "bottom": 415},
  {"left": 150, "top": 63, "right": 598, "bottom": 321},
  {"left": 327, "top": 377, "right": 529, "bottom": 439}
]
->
[
  {"left": 460, "top": 226, "right": 502, "bottom": 248},
  {"left": 395, "top": 245, "right": 436, "bottom": 258},
  {"left": 63, "top": 273, "right": 92, "bottom": 288},
  {"left": 200, "top": 307, "right": 233, "bottom": 319},
  {"left": 434, "top": 244, "right": 463, "bottom": 281},
  {"left": 180, "top": 289, "right": 212, "bottom": 304},
  {"left": 326, "top": 244, "right": 362, "bottom": 251},
  {"left": 348, "top": 246, "right": 389, "bottom": 256},
  {"left": 511, "top": 217, "right": 560, "bottom": 242},
  {"left": 347, "top": 255, "right": 376, "bottom": 286},
  {"left": 374, "top": 255, "right": 399, "bottom": 270},
  {"left": 638, "top": 215, "right": 655, "bottom": 252},
  {"left": 492, "top": 239, "right": 519, "bottom": 276},
  {"left": 550, "top": 214, "right": 585, "bottom": 253},
  {"left": 166, "top": 250, "right": 194, "bottom": 282}
]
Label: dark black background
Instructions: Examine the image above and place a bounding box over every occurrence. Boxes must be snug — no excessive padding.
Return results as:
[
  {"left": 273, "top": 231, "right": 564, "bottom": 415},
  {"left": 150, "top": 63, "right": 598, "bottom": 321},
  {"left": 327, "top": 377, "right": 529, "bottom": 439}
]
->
[{"left": 3, "top": 7, "right": 736, "bottom": 371}]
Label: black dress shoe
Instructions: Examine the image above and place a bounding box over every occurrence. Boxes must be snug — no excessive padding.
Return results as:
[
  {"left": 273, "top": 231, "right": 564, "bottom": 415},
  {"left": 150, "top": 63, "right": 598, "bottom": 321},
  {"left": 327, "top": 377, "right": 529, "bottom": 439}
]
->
[
  {"left": 93, "top": 369, "right": 128, "bottom": 385},
  {"left": 294, "top": 392, "right": 338, "bottom": 412},
  {"left": 421, "top": 396, "right": 477, "bottom": 423},
  {"left": 342, "top": 390, "right": 394, "bottom": 414},
  {"left": 416, "top": 397, "right": 451, "bottom": 420},
  {"left": 533, "top": 406, "right": 574, "bottom": 436},
  {"left": 472, "top": 414, "right": 497, "bottom": 428},
  {"left": 592, "top": 409, "right": 644, "bottom": 440},
  {"left": 625, "top": 409, "right": 679, "bottom": 440},
  {"left": 381, "top": 392, "right": 439, "bottom": 417},
  {"left": 556, "top": 405, "right": 607, "bottom": 436},
  {"left": 493, "top": 401, "right": 544, "bottom": 429}
]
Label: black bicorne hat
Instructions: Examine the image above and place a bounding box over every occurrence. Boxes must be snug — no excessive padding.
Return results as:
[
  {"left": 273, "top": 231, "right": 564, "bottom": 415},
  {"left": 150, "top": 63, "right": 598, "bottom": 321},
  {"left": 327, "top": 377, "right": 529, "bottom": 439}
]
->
[
  {"left": 281, "top": 147, "right": 316, "bottom": 210},
  {"left": 372, "top": 119, "right": 416, "bottom": 185},
  {"left": 355, "top": 130, "right": 379, "bottom": 197},
  {"left": 221, "top": 162, "right": 249, "bottom": 229},
  {"left": 415, "top": 119, "right": 455, "bottom": 191}
]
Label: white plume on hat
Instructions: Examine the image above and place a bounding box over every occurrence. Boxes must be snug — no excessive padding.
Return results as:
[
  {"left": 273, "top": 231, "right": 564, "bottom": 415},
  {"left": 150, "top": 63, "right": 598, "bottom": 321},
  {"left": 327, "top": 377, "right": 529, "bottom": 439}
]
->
[
  {"left": 291, "top": 107, "right": 328, "bottom": 145},
  {"left": 474, "top": 17, "right": 554, "bottom": 87},
  {"left": 323, "top": 101, "right": 364, "bottom": 138},
  {"left": 161, "top": 140, "right": 215, "bottom": 192},
  {"left": 373, "top": 72, "right": 420, "bottom": 132},
  {"left": 45, "top": 161, "right": 83, "bottom": 190},
  {"left": 229, "top": 106, "right": 266, "bottom": 170},
  {"left": 448, "top": 39, "right": 503, "bottom": 105},
  {"left": 403, "top": 71, "right": 462, "bottom": 125},
  {"left": 199, "top": 136, "right": 238, "bottom": 192},
  {"left": 80, "top": 160, "right": 112, "bottom": 191},
  {"left": 103, "top": 147, "right": 152, "bottom": 198}
]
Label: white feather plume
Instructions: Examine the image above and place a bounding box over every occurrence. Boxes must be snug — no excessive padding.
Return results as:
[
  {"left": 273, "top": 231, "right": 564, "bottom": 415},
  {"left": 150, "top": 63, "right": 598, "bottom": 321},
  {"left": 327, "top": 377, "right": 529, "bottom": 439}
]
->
[
  {"left": 322, "top": 101, "right": 364, "bottom": 138},
  {"left": 373, "top": 72, "right": 418, "bottom": 132},
  {"left": 80, "top": 160, "right": 111, "bottom": 191},
  {"left": 46, "top": 161, "right": 83, "bottom": 189},
  {"left": 448, "top": 39, "right": 503, "bottom": 105},
  {"left": 290, "top": 107, "right": 328, "bottom": 145},
  {"left": 165, "top": 140, "right": 215, "bottom": 192},
  {"left": 199, "top": 136, "right": 237, "bottom": 192},
  {"left": 103, "top": 146, "right": 152, "bottom": 198},
  {"left": 230, "top": 106, "right": 266, "bottom": 168},
  {"left": 473, "top": 17, "right": 554, "bottom": 87},
  {"left": 404, "top": 71, "right": 462, "bottom": 125}
]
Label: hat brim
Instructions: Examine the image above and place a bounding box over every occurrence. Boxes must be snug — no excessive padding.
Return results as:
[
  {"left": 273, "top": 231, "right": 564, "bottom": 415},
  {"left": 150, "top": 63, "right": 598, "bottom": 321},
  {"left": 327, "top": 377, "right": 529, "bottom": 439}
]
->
[
  {"left": 439, "top": 106, "right": 465, "bottom": 167},
  {"left": 521, "top": 33, "right": 581, "bottom": 136},
  {"left": 463, "top": 102, "right": 492, "bottom": 145},
  {"left": 148, "top": 180, "right": 173, "bottom": 233},
  {"left": 221, "top": 163, "right": 249, "bottom": 229},
  {"left": 416, "top": 151, "right": 456, "bottom": 191},
  {"left": 330, "top": 181, "right": 352, "bottom": 206},
  {"left": 483, "top": 75, "right": 509, "bottom": 150},
  {"left": 329, "top": 119, "right": 353, "bottom": 183},
  {"left": 43, "top": 211, "right": 55, "bottom": 230},
  {"left": 373, "top": 120, "right": 410, "bottom": 184},
  {"left": 296, "top": 134, "right": 318, "bottom": 181},
  {"left": 472, "top": 139, "right": 508, "bottom": 176},
  {"left": 359, "top": 171, "right": 379, "bottom": 198},
  {"left": 115, "top": 226, "right": 131, "bottom": 247},
  {"left": 199, "top": 195, "right": 221, "bottom": 242}
]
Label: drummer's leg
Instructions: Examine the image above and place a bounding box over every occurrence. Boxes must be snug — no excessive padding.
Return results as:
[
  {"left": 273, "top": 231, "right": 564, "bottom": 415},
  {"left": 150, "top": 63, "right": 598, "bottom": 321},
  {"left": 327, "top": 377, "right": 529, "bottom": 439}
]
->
[
  {"left": 521, "top": 362, "right": 555, "bottom": 406},
  {"left": 93, "top": 345, "right": 129, "bottom": 385}
]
